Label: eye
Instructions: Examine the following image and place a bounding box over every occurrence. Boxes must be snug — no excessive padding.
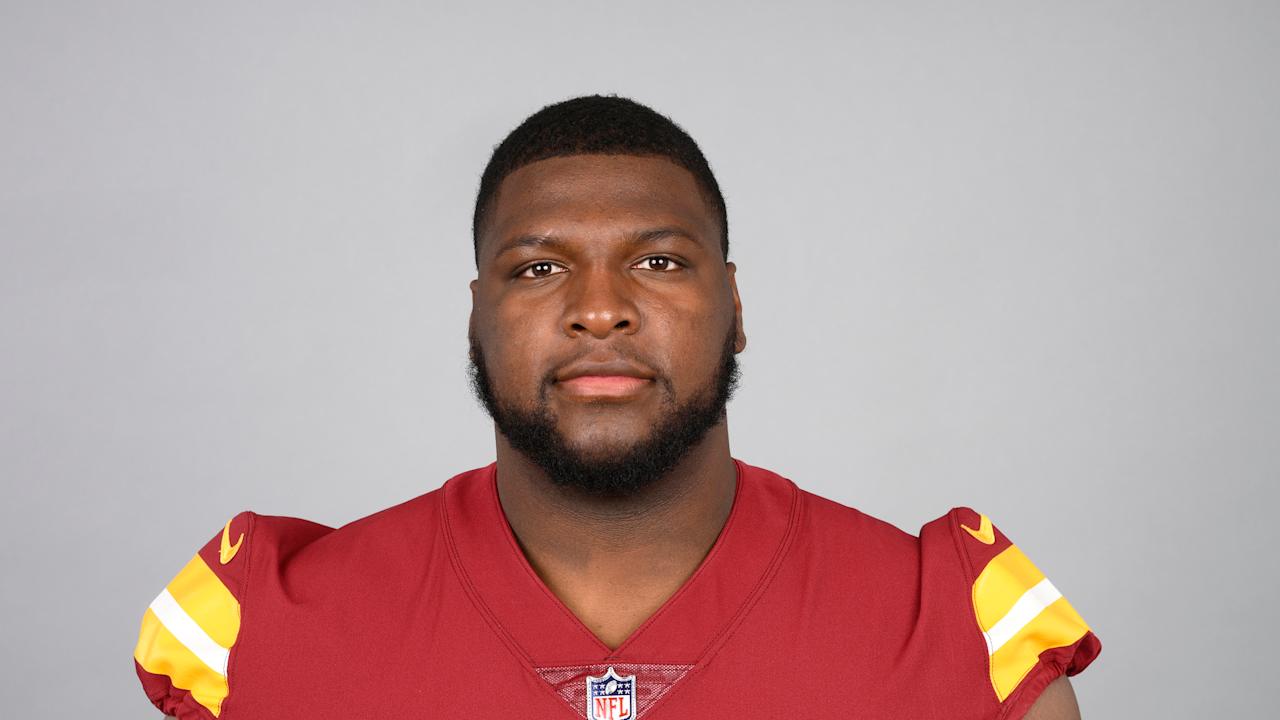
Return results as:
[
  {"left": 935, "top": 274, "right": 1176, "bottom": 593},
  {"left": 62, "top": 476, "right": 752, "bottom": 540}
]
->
[
  {"left": 634, "top": 256, "right": 683, "bottom": 272},
  {"left": 517, "top": 261, "right": 567, "bottom": 279}
]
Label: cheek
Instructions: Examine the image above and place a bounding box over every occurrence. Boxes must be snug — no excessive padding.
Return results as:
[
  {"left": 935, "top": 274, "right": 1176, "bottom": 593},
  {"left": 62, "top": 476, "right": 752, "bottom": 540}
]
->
[
  {"left": 480, "top": 309, "right": 551, "bottom": 399},
  {"left": 649, "top": 300, "right": 730, "bottom": 385}
]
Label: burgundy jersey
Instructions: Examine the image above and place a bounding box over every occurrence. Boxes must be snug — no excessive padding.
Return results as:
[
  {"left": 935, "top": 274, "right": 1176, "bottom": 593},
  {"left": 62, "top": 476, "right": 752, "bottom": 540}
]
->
[{"left": 134, "top": 459, "right": 1100, "bottom": 719}]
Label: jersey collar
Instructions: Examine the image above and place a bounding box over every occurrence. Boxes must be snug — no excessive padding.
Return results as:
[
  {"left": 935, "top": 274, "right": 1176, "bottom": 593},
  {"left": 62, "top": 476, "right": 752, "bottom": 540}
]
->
[{"left": 442, "top": 458, "right": 799, "bottom": 666}]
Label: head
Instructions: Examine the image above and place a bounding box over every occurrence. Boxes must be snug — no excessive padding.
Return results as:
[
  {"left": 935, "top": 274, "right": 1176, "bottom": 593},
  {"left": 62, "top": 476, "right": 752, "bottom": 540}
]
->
[{"left": 467, "top": 95, "right": 746, "bottom": 497}]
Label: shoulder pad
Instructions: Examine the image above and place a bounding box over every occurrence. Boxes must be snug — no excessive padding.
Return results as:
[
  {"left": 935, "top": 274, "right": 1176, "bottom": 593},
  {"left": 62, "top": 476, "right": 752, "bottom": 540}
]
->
[
  {"left": 932, "top": 507, "right": 1101, "bottom": 713},
  {"left": 133, "top": 511, "right": 254, "bottom": 718}
]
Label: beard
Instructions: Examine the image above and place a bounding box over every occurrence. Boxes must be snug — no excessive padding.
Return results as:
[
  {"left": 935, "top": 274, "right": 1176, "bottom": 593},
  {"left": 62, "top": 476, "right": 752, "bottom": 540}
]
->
[{"left": 467, "top": 328, "right": 741, "bottom": 498}]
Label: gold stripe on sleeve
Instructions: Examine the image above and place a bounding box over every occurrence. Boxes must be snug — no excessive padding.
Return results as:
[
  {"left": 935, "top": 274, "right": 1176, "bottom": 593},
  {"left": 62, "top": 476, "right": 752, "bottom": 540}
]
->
[
  {"left": 972, "top": 545, "right": 1046, "bottom": 632},
  {"left": 166, "top": 554, "right": 241, "bottom": 649},
  {"left": 988, "top": 595, "right": 1090, "bottom": 700},
  {"left": 134, "top": 553, "right": 241, "bottom": 716},
  {"left": 972, "top": 544, "right": 1091, "bottom": 701},
  {"left": 135, "top": 607, "right": 231, "bottom": 716}
]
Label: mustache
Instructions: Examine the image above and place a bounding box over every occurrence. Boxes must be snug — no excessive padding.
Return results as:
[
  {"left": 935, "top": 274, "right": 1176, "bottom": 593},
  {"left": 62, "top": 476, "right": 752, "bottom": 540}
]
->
[{"left": 469, "top": 335, "right": 663, "bottom": 387}]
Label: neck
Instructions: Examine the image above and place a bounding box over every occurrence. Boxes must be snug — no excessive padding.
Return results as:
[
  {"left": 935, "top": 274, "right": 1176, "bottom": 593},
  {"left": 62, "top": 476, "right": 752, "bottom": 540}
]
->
[{"left": 493, "top": 423, "right": 737, "bottom": 648}]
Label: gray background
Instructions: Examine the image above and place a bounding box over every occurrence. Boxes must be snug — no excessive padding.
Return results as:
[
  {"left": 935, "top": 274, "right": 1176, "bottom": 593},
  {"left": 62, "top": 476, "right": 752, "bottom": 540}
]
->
[{"left": 2, "top": 1, "right": 1276, "bottom": 717}]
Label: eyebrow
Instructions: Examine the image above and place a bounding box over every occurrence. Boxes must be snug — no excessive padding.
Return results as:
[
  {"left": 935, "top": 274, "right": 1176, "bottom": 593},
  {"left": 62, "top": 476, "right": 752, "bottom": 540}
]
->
[{"left": 492, "top": 227, "right": 701, "bottom": 261}]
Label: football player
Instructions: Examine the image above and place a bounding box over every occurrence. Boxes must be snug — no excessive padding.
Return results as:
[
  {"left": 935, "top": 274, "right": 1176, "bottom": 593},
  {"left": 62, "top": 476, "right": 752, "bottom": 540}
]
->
[{"left": 135, "top": 95, "right": 1099, "bottom": 719}]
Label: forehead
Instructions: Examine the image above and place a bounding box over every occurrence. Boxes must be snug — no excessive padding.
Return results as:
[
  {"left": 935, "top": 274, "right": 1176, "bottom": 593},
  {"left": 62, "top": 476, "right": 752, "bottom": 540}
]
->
[{"left": 480, "top": 155, "right": 718, "bottom": 261}]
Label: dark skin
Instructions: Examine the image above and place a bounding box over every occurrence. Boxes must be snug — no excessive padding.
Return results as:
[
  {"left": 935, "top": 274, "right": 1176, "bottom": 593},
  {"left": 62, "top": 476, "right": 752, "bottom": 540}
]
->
[
  {"left": 469, "top": 155, "right": 742, "bottom": 650},
  {"left": 464, "top": 154, "right": 1081, "bottom": 720}
]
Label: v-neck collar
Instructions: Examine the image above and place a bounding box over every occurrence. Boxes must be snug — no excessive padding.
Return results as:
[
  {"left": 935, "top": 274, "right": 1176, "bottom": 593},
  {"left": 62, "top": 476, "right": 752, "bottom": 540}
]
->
[{"left": 442, "top": 458, "right": 799, "bottom": 666}]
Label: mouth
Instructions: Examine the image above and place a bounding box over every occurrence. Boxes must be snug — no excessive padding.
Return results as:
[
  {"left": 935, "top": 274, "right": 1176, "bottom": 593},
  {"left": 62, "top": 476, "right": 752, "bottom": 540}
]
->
[{"left": 555, "top": 375, "right": 653, "bottom": 400}]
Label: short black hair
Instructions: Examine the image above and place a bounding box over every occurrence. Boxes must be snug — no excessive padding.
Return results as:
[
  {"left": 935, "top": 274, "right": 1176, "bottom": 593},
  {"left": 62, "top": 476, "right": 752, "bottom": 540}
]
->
[{"left": 472, "top": 94, "right": 728, "bottom": 266}]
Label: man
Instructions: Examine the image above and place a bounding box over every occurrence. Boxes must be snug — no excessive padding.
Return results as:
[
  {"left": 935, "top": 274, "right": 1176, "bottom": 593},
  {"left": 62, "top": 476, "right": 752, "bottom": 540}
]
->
[{"left": 134, "top": 95, "right": 1100, "bottom": 719}]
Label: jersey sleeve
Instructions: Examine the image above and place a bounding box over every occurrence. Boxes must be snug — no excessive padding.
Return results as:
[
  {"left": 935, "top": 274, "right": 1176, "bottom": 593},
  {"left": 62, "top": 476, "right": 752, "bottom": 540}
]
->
[
  {"left": 924, "top": 507, "right": 1101, "bottom": 719},
  {"left": 133, "top": 511, "right": 255, "bottom": 719}
]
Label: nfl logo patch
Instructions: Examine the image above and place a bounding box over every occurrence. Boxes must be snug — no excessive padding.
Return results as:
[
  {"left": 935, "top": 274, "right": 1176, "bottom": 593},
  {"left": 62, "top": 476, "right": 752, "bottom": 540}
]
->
[{"left": 586, "top": 666, "right": 636, "bottom": 720}]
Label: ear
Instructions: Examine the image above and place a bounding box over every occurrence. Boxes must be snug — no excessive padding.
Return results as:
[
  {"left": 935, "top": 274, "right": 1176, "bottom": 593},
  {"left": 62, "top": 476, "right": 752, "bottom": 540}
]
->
[
  {"left": 468, "top": 278, "right": 479, "bottom": 338},
  {"left": 726, "top": 262, "right": 746, "bottom": 353}
]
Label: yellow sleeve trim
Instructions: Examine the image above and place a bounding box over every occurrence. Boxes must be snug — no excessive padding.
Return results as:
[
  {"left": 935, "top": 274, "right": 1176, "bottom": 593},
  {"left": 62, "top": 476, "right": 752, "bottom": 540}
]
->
[
  {"left": 134, "top": 553, "right": 241, "bottom": 717},
  {"left": 989, "top": 595, "right": 1090, "bottom": 700},
  {"left": 135, "top": 607, "right": 231, "bottom": 716},
  {"left": 972, "top": 544, "right": 1090, "bottom": 701},
  {"left": 973, "top": 545, "right": 1046, "bottom": 632},
  {"left": 167, "top": 554, "right": 241, "bottom": 648}
]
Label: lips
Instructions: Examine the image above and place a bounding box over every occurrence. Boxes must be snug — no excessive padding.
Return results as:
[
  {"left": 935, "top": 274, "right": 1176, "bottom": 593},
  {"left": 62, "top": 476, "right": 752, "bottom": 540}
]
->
[
  {"left": 554, "top": 357, "right": 655, "bottom": 399},
  {"left": 555, "top": 358, "right": 655, "bottom": 383},
  {"left": 558, "top": 375, "right": 651, "bottom": 398}
]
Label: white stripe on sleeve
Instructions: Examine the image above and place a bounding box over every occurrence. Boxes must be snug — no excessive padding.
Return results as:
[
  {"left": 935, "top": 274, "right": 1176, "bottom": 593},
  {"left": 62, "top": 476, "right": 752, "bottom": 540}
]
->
[
  {"left": 983, "top": 577, "right": 1063, "bottom": 655},
  {"left": 148, "top": 587, "right": 230, "bottom": 677}
]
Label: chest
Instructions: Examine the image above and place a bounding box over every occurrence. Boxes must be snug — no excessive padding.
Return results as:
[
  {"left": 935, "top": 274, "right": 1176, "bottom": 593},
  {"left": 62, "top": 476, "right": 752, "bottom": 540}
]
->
[{"left": 225, "top": 579, "right": 992, "bottom": 720}]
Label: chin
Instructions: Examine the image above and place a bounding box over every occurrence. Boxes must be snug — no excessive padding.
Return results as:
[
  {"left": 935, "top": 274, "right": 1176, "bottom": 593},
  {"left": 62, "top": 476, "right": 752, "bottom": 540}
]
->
[{"left": 559, "top": 435, "right": 647, "bottom": 464}]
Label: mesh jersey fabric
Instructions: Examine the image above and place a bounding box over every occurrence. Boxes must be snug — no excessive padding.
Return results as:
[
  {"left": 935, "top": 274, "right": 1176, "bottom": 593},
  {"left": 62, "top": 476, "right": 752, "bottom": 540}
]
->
[{"left": 133, "top": 459, "right": 1100, "bottom": 719}]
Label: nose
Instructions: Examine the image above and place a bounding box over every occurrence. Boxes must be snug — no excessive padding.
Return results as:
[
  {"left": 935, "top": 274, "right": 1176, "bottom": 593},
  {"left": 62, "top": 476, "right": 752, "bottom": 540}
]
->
[{"left": 560, "top": 264, "right": 640, "bottom": 339}]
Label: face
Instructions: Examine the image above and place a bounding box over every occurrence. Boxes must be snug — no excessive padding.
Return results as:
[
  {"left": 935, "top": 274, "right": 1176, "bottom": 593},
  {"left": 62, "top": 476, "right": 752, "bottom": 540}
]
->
[{"left": 468, "top": 154, "right": 746, "bottom": 496}]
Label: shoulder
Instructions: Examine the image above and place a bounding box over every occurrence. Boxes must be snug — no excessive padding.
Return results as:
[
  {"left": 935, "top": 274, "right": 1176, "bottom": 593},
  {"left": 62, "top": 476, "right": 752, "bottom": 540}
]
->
[
  {"left": 922, "top": 506, "right": 1101, "bottom": 718},
  {"left": 132, "top": 510, "right": 320, "bottom": 718},
  {"left": 131, "top": 486, "right": 450, "bottom": 719},
  {"left": 793, "top": 491, "right": 1101, "bottom": 718},
  {"left": 797, "top": 488, "right": 922, "bottom": 562}
]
